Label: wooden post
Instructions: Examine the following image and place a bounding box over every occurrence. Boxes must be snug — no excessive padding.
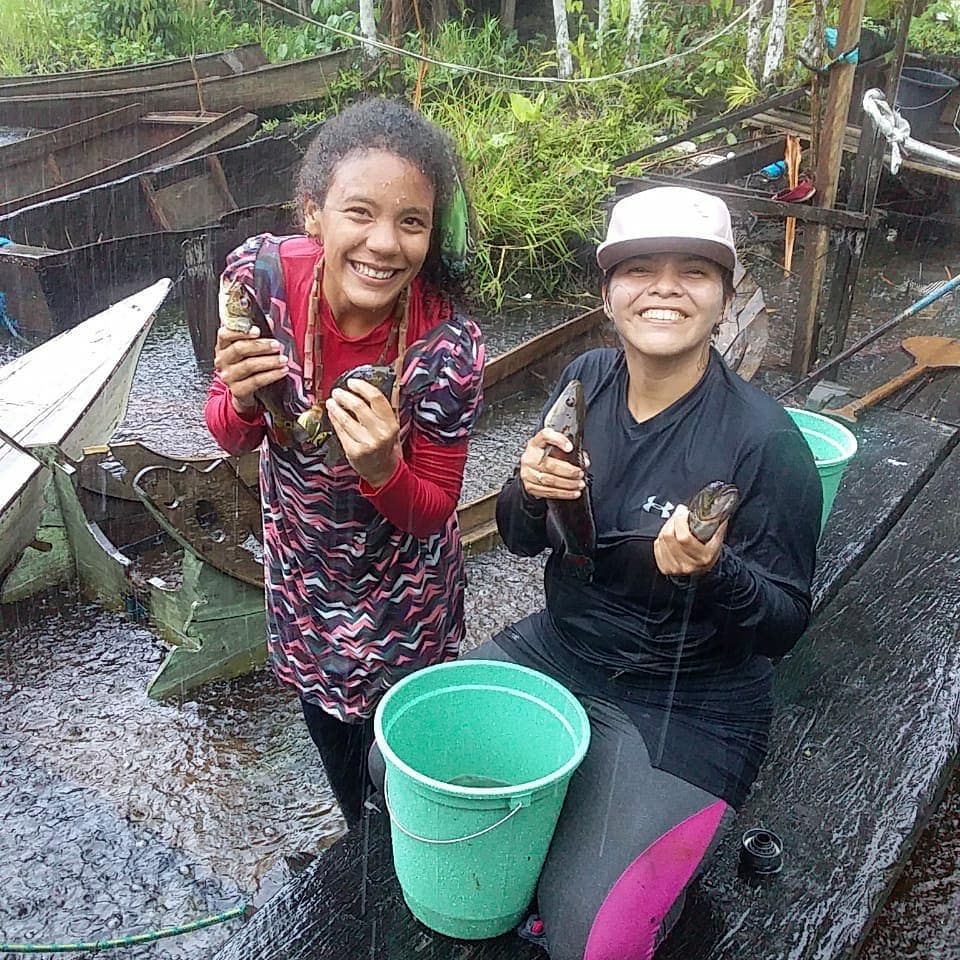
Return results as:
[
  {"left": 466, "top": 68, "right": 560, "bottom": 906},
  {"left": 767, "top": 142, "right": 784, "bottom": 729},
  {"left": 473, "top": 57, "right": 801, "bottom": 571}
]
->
[
  {"left": 819, "top": 0, "right": 917, "bottom": 358},
  {"left": 790, "top": 0, "right": 868, "bottom": 376},
  {"left": 432, "top": 0, "right": 449, "bottom": 26},
  {"left": 500, "top": 0, "right": 516, "bottom": 33}
]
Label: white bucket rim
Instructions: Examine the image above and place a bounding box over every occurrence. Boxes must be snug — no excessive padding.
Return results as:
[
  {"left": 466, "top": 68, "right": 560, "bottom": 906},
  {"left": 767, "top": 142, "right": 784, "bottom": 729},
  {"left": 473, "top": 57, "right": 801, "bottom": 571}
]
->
[{"left": 374, "top": 659, "right": 591, "bottom": 800}]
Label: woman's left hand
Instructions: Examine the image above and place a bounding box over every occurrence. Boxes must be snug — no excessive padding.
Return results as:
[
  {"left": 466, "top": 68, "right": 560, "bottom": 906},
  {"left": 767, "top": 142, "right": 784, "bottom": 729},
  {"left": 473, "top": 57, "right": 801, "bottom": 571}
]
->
[
  {"left": 325, "top": 379, "right": 400, "bottom": 487},
  {"left": 654, "top": 504, "right": 726, "bottom": 576}
]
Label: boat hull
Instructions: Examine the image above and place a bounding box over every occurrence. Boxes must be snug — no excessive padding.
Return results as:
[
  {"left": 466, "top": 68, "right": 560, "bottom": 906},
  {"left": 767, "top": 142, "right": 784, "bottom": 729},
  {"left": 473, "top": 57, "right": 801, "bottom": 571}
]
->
[
  {"left": 0, "top": 279, "right": 171, "bottom": 590},
  {"left": 0, "top": 50, "right": 355, "bottom": 128}
]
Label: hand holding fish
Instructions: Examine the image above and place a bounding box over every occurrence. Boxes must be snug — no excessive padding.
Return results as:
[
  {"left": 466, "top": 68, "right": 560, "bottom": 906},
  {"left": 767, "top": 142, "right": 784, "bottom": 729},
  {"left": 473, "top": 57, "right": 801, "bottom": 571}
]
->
[
  {"left": 654, "top": 504, "right": 726, "bottom": 575},
  {"left": 325, "top": 378, "right": 401, "bottom": 487},
  {"left": 520, "top": 427, "right": 587, "bottom": 500},
  {"left": 654, "top": 482, "right": 740, "bottom": 576},
  {"left": 215, "top": 278, "right": 288, "bottom": 414},
  {"left": 215, "top": 326, "right": 288, "bottom": 413}
]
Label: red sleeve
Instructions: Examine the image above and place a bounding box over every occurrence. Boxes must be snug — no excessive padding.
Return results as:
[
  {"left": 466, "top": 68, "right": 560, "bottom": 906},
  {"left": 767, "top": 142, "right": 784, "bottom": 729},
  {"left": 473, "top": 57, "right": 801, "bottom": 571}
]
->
[
  {"left": 358, "top": 431, "right": 467, "bottom": 537},
  {"left": 204, "top": 373, "right": 267, "bottom": 456}
]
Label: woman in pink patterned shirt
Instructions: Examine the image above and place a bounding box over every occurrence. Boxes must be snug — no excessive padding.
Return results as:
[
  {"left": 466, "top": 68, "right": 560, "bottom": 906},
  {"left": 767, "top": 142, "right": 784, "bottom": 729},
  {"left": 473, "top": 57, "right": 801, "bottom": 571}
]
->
[{"left": 205, "top": 99, "right": 485, "bottom": 828}]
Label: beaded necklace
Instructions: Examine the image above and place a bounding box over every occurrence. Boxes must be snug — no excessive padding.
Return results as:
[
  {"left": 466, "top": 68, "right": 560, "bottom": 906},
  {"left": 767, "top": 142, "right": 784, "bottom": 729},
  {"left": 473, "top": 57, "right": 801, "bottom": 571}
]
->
[{"left": 299, "top": 256, "right": 409, "bottom": 430}]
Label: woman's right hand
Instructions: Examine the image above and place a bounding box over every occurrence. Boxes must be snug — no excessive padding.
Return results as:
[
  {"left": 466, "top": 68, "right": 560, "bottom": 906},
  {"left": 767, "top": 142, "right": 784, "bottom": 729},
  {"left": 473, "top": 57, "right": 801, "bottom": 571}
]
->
[
  {"left": 519, "top": 427, "right": 586, "bottom": 500},
  {"left": 213, "top": 325, "right": 288, "bottom": 414}
]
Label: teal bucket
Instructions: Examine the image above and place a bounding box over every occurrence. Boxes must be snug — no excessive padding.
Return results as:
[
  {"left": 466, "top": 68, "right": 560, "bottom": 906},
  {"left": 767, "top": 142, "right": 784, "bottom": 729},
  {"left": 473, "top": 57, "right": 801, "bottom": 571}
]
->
[
  {"left": 374, "top": 660, "right": 591, "bottom": 940},
  {"left": 785, "top": 407, "right": 858, "bottom": 532}
]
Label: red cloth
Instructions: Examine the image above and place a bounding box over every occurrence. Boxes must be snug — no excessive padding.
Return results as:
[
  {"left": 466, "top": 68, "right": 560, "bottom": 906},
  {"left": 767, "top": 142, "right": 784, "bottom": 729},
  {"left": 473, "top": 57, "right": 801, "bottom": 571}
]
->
[{"left": 205, "top": 239, "right": 469, "bottom": 538}]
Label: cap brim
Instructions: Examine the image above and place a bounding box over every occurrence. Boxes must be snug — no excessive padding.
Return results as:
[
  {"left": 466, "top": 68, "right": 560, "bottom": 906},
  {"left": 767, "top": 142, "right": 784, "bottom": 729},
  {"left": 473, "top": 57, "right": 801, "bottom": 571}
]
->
[{"left": 596, "top": 237, "right": 736, "bottom": 273}]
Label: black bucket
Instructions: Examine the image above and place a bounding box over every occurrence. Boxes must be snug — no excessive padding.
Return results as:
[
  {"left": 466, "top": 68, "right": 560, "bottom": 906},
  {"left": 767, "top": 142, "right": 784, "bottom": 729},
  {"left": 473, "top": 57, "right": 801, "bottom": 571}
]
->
[{"left": 895, "top": 67, "right": 958, "bottom": 143}]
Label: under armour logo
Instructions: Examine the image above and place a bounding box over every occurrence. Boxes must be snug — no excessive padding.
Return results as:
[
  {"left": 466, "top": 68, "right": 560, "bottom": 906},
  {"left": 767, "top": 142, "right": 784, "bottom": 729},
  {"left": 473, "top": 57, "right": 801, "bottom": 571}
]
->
[{"left": 643, "top": 496, "right": 675, "bottom": 519}]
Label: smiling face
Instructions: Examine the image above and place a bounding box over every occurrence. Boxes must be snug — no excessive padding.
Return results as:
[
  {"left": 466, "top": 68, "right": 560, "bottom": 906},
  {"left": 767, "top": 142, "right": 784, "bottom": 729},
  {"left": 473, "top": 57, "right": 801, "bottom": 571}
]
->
[
  {"left": 604, "top": 252, "right": 727, "bottom": 363},
  {"left": 303, "top": 149, "right": 435, "bottom": 331}
]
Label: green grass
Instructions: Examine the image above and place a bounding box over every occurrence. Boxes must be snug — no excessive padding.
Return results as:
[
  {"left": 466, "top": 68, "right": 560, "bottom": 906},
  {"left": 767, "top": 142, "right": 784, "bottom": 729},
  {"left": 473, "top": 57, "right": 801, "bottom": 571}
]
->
[{"left": 0, "top": 1, "right": 822, "bottom": 307}]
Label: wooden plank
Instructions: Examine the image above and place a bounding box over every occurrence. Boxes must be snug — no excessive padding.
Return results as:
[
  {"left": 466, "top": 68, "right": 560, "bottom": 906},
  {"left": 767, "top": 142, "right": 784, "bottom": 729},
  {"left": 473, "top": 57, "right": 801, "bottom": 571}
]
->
[
  {"left": 610, "top": 87, "right": 808, "bottom": 169},
  {"left": 659, "top": 434, "right": 960, "bottom": 960},
  {"left": 0, "top": 45, "right": 266, "bottom": 95},
  {"left": 210, "top": 411, "right": 958, "bottom": 960},
  {"left": 0, "top": 108, "right": 257, "bottom": 217},
  {"left": 614, "top": 174, "right": 872, "bottom": 229},
  {"left": 747, "top": 109, "right": 960, "bottom": 182},
  {"left": 683, "top": 137, "right": 787, "bottom": 185},
  {"left": 791, "top": 0, "right": 869, "bottom": 377}
]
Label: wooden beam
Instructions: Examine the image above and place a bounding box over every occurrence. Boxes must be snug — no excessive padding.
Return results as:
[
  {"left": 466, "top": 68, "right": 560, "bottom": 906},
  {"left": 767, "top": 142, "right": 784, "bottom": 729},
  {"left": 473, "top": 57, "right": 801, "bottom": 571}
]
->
[
  {"left": 819, "top": 0, "right": 918, "bottom": 358},
  {"left": 614, "top": 174, "right": 872, "bottom": 229},
  {"left": 748, "top": 108, "right": 960, "bottom": 180},
  {"left": 791, "top": 0, "right": 869, "bottom": 376},
  {"left": 610, "top": 85, "right": 807, "bottom": 169}
]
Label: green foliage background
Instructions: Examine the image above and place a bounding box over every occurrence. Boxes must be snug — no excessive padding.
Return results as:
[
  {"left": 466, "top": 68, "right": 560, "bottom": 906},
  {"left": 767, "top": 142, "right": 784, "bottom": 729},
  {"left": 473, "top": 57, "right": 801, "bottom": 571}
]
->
[{"left": 2, "top": 0, "right": 951, "bottom": 305}]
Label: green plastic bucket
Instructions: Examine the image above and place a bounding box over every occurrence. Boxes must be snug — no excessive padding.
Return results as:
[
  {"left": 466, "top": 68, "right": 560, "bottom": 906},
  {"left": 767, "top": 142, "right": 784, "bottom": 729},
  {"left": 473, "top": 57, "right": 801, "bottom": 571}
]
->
[
  {"left": 374, "top": 660, "right": 591, "bottom": 940},
  {"left": 785, "top": 407, "right": 858, "bottom": 532}
]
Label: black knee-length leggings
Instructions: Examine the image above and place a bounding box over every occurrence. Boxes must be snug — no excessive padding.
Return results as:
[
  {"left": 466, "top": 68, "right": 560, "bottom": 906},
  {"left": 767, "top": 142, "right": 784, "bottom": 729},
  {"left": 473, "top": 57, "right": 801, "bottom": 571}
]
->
[{"left": 300, "top": 697, "right": 375, "bottom": 830}]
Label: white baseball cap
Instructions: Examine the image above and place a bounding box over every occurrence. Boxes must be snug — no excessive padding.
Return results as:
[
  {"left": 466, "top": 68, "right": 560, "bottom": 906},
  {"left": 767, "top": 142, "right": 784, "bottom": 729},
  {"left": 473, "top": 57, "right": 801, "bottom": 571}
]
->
[{"left": 596, "top": 186, "right": 737, "bottom": 273}]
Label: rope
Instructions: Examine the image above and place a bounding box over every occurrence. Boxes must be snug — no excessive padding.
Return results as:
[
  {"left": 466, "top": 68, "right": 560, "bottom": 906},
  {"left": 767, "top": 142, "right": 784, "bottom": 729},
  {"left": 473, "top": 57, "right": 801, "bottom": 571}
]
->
[
  {"left": 0, "top": 291, "right": 26, "bottom": 341},
  {"left": 256, "top": 0, "right": 750, "bottom": 86},
  {"left": 861, "top": 88, "right": 960, "bottom": 174},
  {"left": 0, "top": 905, "right": 246, "bottom": 954}
]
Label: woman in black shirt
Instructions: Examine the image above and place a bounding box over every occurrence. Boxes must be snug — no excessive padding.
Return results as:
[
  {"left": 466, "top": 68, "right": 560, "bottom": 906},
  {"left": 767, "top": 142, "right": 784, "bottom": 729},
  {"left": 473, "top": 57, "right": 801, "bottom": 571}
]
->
[{"left": 484, "top": 186, "right": 821, "bottom": 960}]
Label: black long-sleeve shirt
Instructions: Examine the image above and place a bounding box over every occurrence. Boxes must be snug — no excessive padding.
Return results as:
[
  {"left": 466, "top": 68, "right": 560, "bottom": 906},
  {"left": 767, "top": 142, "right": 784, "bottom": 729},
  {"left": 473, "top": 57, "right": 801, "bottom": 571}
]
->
[{"left": 494, "top": 348, "right": 822, "bottom": 807}]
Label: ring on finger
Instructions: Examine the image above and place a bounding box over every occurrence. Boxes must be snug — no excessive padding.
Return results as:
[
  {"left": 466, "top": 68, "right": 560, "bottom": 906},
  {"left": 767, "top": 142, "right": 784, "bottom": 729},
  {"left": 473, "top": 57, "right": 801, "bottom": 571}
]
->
[{"left": 537, "top": 470, "right": 547, "bottom": 485}]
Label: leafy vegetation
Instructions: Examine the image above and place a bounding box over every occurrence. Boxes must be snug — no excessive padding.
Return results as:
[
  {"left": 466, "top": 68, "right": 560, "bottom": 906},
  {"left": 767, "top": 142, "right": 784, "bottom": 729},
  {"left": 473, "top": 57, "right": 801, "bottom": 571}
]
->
[{"left": 0, "top": 0, "right": 913, "bottom": 306}]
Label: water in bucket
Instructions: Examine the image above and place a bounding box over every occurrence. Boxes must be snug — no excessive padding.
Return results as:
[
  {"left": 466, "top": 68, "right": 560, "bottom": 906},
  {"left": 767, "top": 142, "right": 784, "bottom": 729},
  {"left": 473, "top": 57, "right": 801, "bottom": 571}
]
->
[
  {"left": 375, "top": 659, "right": 590, "bottom": 940},
  {"left": 785, "top": 407, "right": 858, "bottom": 532}
]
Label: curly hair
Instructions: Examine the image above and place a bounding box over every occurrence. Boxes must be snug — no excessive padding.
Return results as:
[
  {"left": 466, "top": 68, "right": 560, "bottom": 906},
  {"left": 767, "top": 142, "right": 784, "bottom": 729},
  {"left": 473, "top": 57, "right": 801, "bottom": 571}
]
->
[{"left": 296, "top": 98, "right": 473, "bottom": 293}]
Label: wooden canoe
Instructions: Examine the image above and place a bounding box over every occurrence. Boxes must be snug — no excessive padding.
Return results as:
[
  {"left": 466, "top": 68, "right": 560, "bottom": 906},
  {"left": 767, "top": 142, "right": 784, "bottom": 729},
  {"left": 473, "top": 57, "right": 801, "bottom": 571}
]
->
[
  {"left": 0, "top": 104, "right": 258, "bottom": 216},
  {"left": 0, "top": 44, "right": 267, "bottom": 96},
  {"left": 0, "top": 133, "right": 301, "bottom": 341},
  {"left": 0, "top": 49, "right": 355, "bottom": 128},
  {"left": 0, "top": 279, "right": 171, "bottom": 591}
]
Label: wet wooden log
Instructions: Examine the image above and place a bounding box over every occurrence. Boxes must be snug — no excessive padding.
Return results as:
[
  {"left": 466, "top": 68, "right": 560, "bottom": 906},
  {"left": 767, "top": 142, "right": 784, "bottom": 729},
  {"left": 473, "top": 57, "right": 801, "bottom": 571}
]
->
[
  {"left": 212, "top": 410, "right": 959, "bottom": 960},
  {"left": 659, "top": 430, "right": 960, "bottom": 959}
]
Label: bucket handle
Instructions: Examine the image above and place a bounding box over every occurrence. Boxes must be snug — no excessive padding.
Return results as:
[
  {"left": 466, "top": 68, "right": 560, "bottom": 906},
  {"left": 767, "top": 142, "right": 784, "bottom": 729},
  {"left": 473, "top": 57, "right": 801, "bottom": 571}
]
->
[
  {"left": 899, "top": 88, "right": 954, "bottom": 111},
  {"left": 383, "top": 774, "right": 525, "bottom": 845}
]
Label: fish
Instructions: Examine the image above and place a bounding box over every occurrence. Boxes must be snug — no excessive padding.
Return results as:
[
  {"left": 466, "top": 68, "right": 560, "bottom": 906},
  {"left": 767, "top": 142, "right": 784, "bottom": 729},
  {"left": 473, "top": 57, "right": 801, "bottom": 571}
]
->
[
  {"left": 542, "top": 379, "right": 596, "bottom": 581},
  {"left": 217, "top": 278, "right": 295, "bottom": 442},
  {"left": 687, "top": 481, "right": 740, "bottom": 543},
  {"left": 294, "top": 364, "right": 397, "bottom": 463},
  {"left": 219, "top": 276, "right": 265, "bottom": 334}
]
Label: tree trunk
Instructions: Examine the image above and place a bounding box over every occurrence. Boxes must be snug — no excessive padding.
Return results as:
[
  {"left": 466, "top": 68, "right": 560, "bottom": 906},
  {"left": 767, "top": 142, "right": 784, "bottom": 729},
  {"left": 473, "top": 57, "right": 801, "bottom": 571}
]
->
[
  {"left": 359, "top": 0, "right": 378, "bottom": 58},
  {"left": 597, "top": 0, "right": 611, "bottom": 52},
  {"left": 746, "top": 0, "right": 763, "bottom": 81},
  {"left": 500, "top": 0, "right": 516, "bottom": 33},
  {"left": 297, "top": 0, "right": 310, "bottom": 15},
  {"left": 762, "top": 0, "right": 789, "bottom": 84},
  {"left": 552, "top": 0, "right": 574, "bottom": 78},
  {"left": 390, "top": 0, "right": 406, "bottom": 43},
  {"left": 625, "top": 0, "right": 647, "bottom": 67}
]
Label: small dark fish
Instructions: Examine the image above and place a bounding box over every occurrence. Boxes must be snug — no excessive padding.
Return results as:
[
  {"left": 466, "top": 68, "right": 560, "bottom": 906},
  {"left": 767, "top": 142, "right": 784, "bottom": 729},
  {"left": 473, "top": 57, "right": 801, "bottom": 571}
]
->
[
  {"left": 220, "top": 277, "right": 266, "bottom": 334},
  {"left": 543, "top": 379, "right": 596, "bottom": 581},
  {"left": 218, "top": 278, "right": 293, "bottom": 440},
  {"left": 687, "top": 481, "right": 740, "bottom": 543},
  {"left": 295, "top": 364, "right": 396, "bottom": 463}
]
